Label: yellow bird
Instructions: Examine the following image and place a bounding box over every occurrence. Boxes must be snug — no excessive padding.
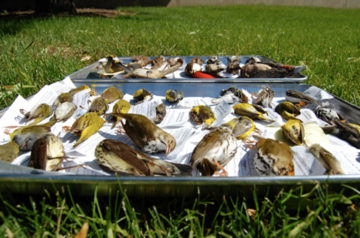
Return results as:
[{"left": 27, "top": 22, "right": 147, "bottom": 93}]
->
[
  {"left": 233, "top": 103, "right": 273, "bottom": 122},
  {"left": 221, "top": 116, "right": 255, "bottom": 140},
  {"left": 70, "top": 112, "right": 105, "bottom": 148}
]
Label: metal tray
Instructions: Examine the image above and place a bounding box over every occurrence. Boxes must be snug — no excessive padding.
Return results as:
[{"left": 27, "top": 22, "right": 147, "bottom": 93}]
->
[
  {"left": 67, "top": 55, "right": 308, "bottom": 83},
  {"left": 0, "top": 81, "right": 359, "bottom": 197}
]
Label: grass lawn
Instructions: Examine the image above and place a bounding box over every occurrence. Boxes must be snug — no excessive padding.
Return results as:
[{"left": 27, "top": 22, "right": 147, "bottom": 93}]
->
[{"left": 1, "top": 5, "right": 360, "bottom": 237}]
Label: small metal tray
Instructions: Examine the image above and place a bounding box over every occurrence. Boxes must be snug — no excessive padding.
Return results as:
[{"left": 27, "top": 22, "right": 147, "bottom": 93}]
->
[
  {"left": 0, "top": 81, "right": 359, "bottom": 197},
  {"left": 67, "top": 55, "right": 308, "bottom": 83}
]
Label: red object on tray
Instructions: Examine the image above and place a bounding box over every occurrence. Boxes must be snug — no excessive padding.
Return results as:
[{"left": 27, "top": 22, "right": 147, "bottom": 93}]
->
[{"left": 193, "top": 71, "right": 216, "bottom": 79}]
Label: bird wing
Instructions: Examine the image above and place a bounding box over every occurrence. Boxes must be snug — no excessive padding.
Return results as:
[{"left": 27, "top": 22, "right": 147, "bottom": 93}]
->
[{"left": 101, "top": 139, "right": 151, "bottom": 176}]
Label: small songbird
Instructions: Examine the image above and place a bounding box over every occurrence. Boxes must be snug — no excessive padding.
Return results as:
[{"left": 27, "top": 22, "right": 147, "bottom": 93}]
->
[
  {"left": 221, "top": 116, "right": 255, "bottom": 140},
  {"left": 53, "top": 102, "right": 77, "bottom": 122},
  {"left": 132, "top": 89, "right": 153, "bottom": 104},
  {"left": 95, "top": 139, "right": 191, "bottom": 176},
  {"left": 101, "top": 86, "right": 124, "bottom": 104},
  {"left": 189, "top": 105, "right": 216, "bottom": 125},
  {"left": 190, "top": 127, "right": 237, "bottom": 176},
  {"left": 314, "top": 106, "right": 342, "bottom": 125},
  {"left": 28, "top": 134, "right": 66, "bottom": 171},
  {"left": 0, "top": 141, "right": 20, "bottom": 163},
  {"left": 226, "top": 56, "right": 241, "bottom": 74},
  {"left": 240, "top": 57, "right": 305, "bottom": 78},
  {"left": 103, "top": 55, "right": 129, "bottom": 74},
  {"left": 212, "top": 87, "right": 248, "bottom": 104},
  {"left": 70, "top": 112, "right": 105, "bottom": 148},
  {"left": 275, "top": 101, "right": 301, "bottom": 120},
  {"left": 128, "top": 56, "right": 152, "bottom": 70},
  {"left": 88, "top": 97, "right": 109, "bottom": 115},
  {"left": 322, "top": 118, "right": 360, "bottom": 149},
  {"left": 113, "top": 112, "right": 176, "bottom": 154},
  {"left": 254, "top": 87, "right": 275, "bottom": 108},
  {"left": 153, "top": 103, "right": 166, "bottom": 124},
  {"left": 20, "top": 103, "right": 53, "bottom": 125},
  {"left": 308, "top": 144, "right": 344, "bottom": 175},
  {"left": 254, "top": 138, "right": 294, "bottom": 176},
  {"left": 10, "top": 120, "right": 55, "bottom": 151},
  {"left": 233, "top": 103, "right": 273, "bottom": 122},
  {"left": 53, "top": 92, "right": 73, "bottom": 107},
  {"left": 205, "top": 56, "right": 225, "bottom": 77},
  {"left": 185, "top": 57, "right": 204, "bottom": 77},
  {"left": 285, "top": 89, "right": 317, "bottom": 105},
  {"left": 111, "top": 99, "right": 131, "bottom": 129},
  {"left": 165, "top": 89, "right": 184, "bottom": 103},
  {"left": 281, "top": 119, "right": 304, "bottom": 145}
]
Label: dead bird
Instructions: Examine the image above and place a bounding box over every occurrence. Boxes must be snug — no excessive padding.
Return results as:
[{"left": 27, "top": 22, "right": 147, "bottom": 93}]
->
[
  {"left": 127, "top": 56, "right": 152, "bottom": 70},
  {"left": 226, "top": 56, "right": 241, "bottom": 74},
  {"left": 111, "top": 99, "right": 131, "bottom": 129},
  {"left": 189, "top": 105, "right": 216, "bottom": 125},
  {"left": 308, "top": 144, "right": 344, "bottom": 175},
  {"left": 233, "top": 103, "right": 273, "bottom": 122},
  {"left": 190, "top": 127, "right": 237, "bottom": 176},
  {"left": 153, "top": 103, "right": 166, "bottom": 124},
  {"left": 0, "top": 141, "right": 20, "bottom": 163},
  {"left": 28, "top": 134, "right": 66, "bottom": 171},
  {"left": 205, "top": 56, "right": 225, "bottom": 77},
  {"left": 240, "top": 57, "right": 305, "bottom": 78},
  {"left": 133, "top": 89, "right": 153, "bottom": 104},
  {"left": 95, "top": 139, "right": 191, "bottom": 176},
  {"left": 212, "top": 87, "right": 248, "bottom": 104},
  {"left": 185, "top": 57, "right": 204, "bottom": 77},
  {"left": 53, "top": 102, "right": 77, "bottom": 122},
  {"left": 123, "top": 58, "right": 183, "bottom": 79},
  {"left": 275, "top": 101, "right": 301, "bottom": 121},
  {"left": 88, "top": 97, "right": 109, "bottom": 115},
  {"left": 285, "top": 90, "right": 318, "bottom": 105},
  {"left": 113, "top": 112, "right": 176, "bottom": 154},
  {"left": 165, "top": 89, "right": 184, "bottom": 103},
  {"left": 281, "top": 119, "right": 304, "bottom": 145},
  {"left": 322, "top": 118, "right": 360, "bottom": 149},
  {"left": 101, "top": 87, "right": 124, "bottom": 104},
  {"left": 254, "top": 138, "right": 294, "bottom": 176},
  {"left": 103, "top": 55, "right": 129, "bottom": 74},
  {"left": 69, "top": 112, "right": 105, "bottom": 148},
  {"left": 20, "top": 103, "right": 53, "bottom": 125},
  {"left": 254, "top": 87, "right": 275, "bottom": 108},
  {"left": 53, "top": 92, "right": 73, "bottom": 107}
]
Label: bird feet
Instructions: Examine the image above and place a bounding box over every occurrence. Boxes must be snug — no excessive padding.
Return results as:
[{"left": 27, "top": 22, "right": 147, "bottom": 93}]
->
[{"left": 213, "top": 160, "right": 228, "bottom": 177}]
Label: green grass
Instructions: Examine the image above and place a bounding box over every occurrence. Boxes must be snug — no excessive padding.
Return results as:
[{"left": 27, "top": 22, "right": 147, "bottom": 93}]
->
[
  {"left": 0, "top": 5, "right": 360, "bottom": 108},
  {"left": 1, "top": 5, "right": 360, "bottom": 237},
  {"left": 1, "top": 184, "right": 360, "bottom": 237}
]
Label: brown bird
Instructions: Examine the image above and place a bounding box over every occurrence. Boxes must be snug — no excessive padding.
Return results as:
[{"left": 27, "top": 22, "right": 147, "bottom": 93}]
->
[
  {"left": 95, "top": 139, "right": 191, "bottom": 176},
  {"left": 254, "top": 87, "right": 275, "bottom": 108},
  {"left": 28, "top": 133, "right": 66, "bottom": 171},
  {"left": 254, "top": 138, "right": 294, "bottom": 176},
  {"left": 190, "top": 127, "right": 237, "bottom": 176},
  {"left": 113, "top": 112, "right": 176, "bottom": 154}
]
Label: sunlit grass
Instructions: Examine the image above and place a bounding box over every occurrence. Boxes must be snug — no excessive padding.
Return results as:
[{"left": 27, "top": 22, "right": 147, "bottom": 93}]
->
[
  {"left": 1, "top": 184, "right": 360, "bottom": 237},
  {"left": 0, "top": 5, "right": 359, "bottom": 108}
]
